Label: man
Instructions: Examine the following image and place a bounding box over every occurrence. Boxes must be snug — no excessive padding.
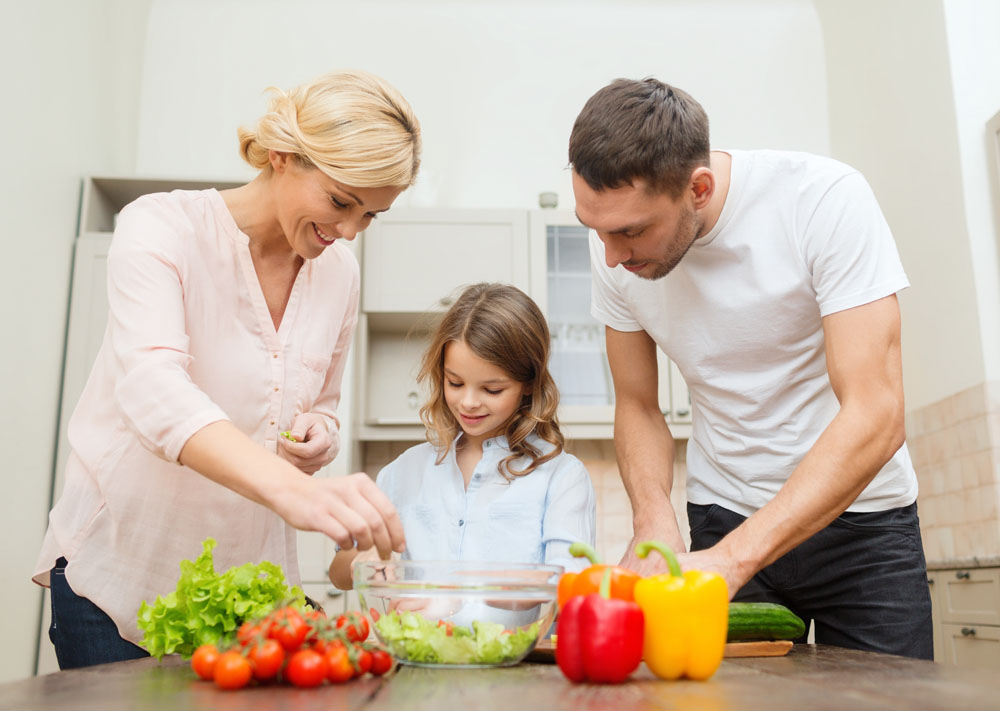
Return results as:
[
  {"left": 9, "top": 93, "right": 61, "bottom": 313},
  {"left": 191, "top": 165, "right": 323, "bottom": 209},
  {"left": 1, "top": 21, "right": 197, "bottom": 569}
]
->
[{"left": 571, "top": 77, "right": 931, "bottom": 659}]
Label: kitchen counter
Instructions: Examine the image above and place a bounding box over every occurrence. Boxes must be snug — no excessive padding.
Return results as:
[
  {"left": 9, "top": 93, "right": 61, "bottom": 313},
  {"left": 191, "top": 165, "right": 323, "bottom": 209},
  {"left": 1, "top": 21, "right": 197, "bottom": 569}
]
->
[
  {"left": 4, "top": 644, "right": 1000, "bottom": 711},
  {"left": 926, "top": 556, "right": 1000, "bottom": 570}
]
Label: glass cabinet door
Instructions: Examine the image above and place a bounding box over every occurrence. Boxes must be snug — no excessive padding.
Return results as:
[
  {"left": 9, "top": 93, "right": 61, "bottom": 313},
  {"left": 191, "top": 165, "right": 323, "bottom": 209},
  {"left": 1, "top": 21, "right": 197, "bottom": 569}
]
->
[{"left": 544, "top": 222, "right": 615, "bottom": 419}]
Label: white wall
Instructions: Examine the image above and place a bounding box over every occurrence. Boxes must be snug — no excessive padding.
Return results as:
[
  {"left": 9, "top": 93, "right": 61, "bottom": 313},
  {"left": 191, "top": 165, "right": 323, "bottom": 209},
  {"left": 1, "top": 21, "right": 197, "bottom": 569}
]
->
[
  {"left": 815, "top": 0, "right": 985, "bottom": 413},
  {"left": 134, "top": 0, "right": 830, "bottom": 208},
  {"left": 942, "top": 0, "right": 1000, "bottom": 386},
  {"left": 0, "top": 0, "right": 149, "bottom": 683}
]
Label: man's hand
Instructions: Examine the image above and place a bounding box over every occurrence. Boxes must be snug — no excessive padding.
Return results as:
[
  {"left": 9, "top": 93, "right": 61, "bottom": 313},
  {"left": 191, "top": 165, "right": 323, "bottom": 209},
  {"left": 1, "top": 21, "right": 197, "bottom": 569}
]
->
[
  {"left": 278, "top": 413, "right": 338, "bottom": 474},
  {"left": 675, "top": 546, "right": 751, "bottom": 601},
  {"left": 618, "top": 519, "right": 688, "bottom": 576}
]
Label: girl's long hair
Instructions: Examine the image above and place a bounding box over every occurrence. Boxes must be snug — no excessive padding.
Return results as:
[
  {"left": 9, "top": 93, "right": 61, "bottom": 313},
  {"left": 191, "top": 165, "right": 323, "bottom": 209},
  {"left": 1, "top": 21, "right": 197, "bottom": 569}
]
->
[{"left": 418, "top": 283, "right": 564, "bottom": 478}]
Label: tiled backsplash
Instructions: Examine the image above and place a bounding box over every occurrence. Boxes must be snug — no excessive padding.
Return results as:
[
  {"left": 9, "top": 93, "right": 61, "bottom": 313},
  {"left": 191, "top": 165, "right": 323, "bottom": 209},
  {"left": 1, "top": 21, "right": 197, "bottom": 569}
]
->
[
  {"left": 907, "top": 381, "right": 1000, "bottom": 563},
  {"left": 360, "top": 438, "right": 691, "bottom": 566}
]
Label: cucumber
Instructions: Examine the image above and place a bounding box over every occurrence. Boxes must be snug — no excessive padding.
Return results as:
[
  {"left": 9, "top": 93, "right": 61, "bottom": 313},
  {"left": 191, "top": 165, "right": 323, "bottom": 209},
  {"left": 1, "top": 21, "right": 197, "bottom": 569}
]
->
[{"left": 727, "top": 602, "right": 806, "bottom": 642}]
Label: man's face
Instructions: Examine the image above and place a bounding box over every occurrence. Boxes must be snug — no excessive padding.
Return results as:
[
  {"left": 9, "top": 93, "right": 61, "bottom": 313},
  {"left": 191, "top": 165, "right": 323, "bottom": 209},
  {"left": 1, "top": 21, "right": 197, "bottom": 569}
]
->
[{"left": 572, "top": 171, "right": 703, "bottom": 281}]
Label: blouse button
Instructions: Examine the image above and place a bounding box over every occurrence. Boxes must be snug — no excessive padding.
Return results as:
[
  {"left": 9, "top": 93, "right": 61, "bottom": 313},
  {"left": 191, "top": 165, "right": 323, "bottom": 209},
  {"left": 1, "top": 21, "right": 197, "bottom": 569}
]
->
[
  {"left": 458, "top": 520, "right": 465, "bottom": 526},
  {"left": 269, "top": 420, "right": 275, "bottom": 426},
  {"left": 272, "top": 353, "right": 278, "bottom": 359},
  {"left": 274, "top": 386, "right": 279, "bottom": 392}
]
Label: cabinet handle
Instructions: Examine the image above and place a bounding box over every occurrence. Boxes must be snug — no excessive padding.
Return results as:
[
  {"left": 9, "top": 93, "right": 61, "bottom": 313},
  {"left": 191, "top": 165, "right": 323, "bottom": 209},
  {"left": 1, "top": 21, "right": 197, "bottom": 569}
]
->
[
  {"left": 961, "top": 627, "right": 976, "bottom": 637},
  {"left": 927, "top": 577, "right": 934, "bottom": 585},
  {"left": 955, "top": 570, "right": 971, "bottom": 580},
  {"left": 676, "top": 408, "right": 690, "bottom": 417},
  {"left": 407, "top": 391, "right": 419, "bottom": 409},
  {"left": 326, "top": 587, "right": 344, "bottom": 599},
  {"left": 439, "top": 296, "right": 455, "bottom": 307}
]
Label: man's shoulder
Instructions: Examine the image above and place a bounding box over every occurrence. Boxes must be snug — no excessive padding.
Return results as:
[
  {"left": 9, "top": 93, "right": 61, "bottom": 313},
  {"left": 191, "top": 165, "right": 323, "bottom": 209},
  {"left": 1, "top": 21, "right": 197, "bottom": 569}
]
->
[{"left": 735, "top": 148, "right": 857, "bottom": 183}]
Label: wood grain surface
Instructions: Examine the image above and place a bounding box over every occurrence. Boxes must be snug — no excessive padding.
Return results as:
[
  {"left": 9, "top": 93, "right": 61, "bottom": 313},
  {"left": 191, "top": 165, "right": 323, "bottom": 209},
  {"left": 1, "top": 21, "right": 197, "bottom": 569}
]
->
[{"left": 3, "top": 645, "right": 999, "bottom": 711}]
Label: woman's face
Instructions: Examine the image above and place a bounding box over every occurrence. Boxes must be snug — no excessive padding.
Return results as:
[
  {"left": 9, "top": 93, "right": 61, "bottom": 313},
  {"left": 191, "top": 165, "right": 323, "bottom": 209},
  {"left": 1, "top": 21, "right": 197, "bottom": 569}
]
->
[{"left": 271, "top": 152, "right": 403, "bottom": 259}]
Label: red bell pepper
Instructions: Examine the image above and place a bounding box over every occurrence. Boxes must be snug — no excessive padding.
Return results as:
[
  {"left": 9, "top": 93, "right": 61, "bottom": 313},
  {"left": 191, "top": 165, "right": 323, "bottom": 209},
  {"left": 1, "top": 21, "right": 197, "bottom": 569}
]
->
[{"left": 555, "top": 568, "right": 644, "bottom": 684}]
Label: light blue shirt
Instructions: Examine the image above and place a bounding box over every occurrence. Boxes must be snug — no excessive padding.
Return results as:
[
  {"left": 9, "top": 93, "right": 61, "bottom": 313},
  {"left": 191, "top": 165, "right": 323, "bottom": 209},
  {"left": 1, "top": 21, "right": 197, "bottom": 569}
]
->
[{"left": 375, "top": 434, "right": 596, "bottom": 574}]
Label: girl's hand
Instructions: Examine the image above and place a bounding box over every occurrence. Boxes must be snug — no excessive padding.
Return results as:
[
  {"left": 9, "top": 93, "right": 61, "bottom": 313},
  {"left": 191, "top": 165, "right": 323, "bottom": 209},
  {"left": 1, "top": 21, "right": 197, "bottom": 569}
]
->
[
  {"left": 277, "top": 413, "right": 338, "bottom": 474},
  {"left": 274, "top": 472, "right": 406, "bottom": 560}
]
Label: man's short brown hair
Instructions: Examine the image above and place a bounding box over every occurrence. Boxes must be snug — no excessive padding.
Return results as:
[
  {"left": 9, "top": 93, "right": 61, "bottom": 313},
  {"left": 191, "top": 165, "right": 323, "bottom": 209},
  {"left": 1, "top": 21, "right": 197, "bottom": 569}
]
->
[{"left": 569, "top": 78, "right": 710, "bottom": 198}]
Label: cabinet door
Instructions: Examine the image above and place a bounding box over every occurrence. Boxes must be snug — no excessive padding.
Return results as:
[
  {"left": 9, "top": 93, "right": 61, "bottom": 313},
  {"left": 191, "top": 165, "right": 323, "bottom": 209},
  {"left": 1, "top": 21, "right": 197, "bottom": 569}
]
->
[
  {"left": 940, "top": 623, "right": 1000, "bottom": 669},
  {"left": 53, "top": 233, "right": 113, "bottom": 499},
  {"left": 939, "top": 568, "right": 1000, "bottom": 626},
  {"left": 362, "top": 209, "right": 529, "bottom": 312}
]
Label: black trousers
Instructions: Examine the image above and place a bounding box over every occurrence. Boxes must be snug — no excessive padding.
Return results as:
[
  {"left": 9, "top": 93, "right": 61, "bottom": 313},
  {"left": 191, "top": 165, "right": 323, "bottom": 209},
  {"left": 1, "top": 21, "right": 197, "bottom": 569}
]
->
[{"left": 688, "top": 501, "right": 933, "bottom": 660}]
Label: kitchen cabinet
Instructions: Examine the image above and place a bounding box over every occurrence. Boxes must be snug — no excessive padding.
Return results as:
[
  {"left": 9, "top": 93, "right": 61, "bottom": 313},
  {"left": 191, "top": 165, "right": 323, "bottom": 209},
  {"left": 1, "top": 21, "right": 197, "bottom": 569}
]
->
[
  {"left": 927, "top": 566, "right": 1000, "bottom": 669},
  {"left": 356, "top": 207, "right": 693, "bottom": 443}
]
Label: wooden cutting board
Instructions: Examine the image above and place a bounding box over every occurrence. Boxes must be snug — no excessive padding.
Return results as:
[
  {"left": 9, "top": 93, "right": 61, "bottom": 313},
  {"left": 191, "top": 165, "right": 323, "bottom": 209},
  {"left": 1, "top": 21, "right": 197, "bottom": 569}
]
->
[{"left": 524, "top": 638, "right": 792, "bottom": 664}]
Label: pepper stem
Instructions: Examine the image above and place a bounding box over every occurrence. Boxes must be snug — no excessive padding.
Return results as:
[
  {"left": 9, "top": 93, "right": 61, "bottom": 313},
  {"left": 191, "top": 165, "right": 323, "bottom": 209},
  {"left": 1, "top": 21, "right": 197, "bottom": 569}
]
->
[
  {"left": 598, "top": 567, "right": 612, "bottom": 600},
  {"left": 568, "top": 542, "right": 601, "bottom": 566},
  {"left": 634, "top": 540, "right": 683, "bottom": 578}
]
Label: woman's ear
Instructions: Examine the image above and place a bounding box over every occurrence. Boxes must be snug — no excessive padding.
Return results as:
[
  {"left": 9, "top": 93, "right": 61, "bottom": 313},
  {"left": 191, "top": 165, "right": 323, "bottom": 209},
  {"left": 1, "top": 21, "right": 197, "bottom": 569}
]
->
[{"left": 269, "top": 150, "right": 291, "bottom": 174}]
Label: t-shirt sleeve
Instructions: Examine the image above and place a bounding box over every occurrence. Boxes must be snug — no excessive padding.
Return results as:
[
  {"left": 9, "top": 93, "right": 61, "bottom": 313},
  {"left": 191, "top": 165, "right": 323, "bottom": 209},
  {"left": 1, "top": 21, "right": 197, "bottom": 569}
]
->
[
  {"left": 589, "top": 230, "right": 644, "bottom": 332},
  {"left": 800, "top": 171, "right": 909, "bottom": 317},
  {"left": 107, "top": 200, "right": 229, "bottom": 463},
  {"left": 541, "top": 455, "right": 597, "bottom": 573}
]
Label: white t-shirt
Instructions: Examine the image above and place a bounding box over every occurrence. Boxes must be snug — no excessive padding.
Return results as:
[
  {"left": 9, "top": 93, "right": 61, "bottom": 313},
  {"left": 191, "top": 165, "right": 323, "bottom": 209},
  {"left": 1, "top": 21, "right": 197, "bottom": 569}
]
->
[{"left": 591, "top": 149, "right": 918, "bottom": 517}]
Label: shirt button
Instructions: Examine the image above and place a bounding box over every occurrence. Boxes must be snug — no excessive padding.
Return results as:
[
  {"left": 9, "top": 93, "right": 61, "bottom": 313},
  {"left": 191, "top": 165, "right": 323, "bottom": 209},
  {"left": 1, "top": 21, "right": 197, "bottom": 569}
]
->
[
  {"left": 458, "top": 520, "right": 464, "bottom": 526},
  {"left": 274, "top": 386, "right": 279, "bottom": 392},
  {"left": 269, "top": 420, "right": 275, "bottom": 425},
  {"left": 273, "top": 353, "right": 278, "bottom": 359}
]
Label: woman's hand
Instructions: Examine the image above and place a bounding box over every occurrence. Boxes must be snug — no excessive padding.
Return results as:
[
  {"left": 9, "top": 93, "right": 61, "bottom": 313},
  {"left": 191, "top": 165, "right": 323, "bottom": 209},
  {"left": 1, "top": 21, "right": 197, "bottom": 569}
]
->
[
  {"left": 273, "top": 472, "right": 406, "bottom": 560},
  {"left": 277, "top": 413, "right": 338, "bottom": 474}
]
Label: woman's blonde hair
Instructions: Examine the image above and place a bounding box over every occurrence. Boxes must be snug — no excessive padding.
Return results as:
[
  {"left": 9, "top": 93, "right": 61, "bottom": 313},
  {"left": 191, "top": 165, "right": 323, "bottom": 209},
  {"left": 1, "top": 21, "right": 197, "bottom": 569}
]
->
[
  {"left": 238, "top": 69, "right": 421, "bottom": 188},
  {"left": 418, "top": 283, "right": 564, "bottom": 479}
]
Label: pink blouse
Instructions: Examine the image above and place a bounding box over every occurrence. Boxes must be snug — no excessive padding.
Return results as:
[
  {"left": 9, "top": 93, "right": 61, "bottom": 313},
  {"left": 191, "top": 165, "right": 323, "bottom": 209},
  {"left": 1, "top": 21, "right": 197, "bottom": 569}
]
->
[{"left": 33, "top": 189, "right": 359, "bottom": 644}]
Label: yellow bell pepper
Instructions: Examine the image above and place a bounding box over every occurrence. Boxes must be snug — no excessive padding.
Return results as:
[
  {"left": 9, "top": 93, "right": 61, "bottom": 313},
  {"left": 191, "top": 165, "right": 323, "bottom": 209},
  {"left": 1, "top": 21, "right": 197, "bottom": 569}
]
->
[{"left": 632, "top": 541, "right": 729, "bottom": 681}]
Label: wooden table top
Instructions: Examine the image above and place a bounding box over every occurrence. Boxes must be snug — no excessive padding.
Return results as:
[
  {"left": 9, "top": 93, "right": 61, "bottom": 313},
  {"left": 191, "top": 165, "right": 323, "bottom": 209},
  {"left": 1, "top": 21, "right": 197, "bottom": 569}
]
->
[{"left": 3, "top": 644, "right": 999, "bottom": 711}]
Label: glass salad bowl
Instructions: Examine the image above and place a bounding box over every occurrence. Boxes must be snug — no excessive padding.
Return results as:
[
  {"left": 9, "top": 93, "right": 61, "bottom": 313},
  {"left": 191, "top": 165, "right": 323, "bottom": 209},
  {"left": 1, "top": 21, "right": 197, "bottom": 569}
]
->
[{"left": 353, "top": 560, "right": 562, "bottom": 668}]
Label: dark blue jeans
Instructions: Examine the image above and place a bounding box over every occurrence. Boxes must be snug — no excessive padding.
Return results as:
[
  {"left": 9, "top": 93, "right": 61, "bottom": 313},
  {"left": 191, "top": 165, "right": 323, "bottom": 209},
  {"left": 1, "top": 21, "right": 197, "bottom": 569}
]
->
[
  {"left": 49, "top": 558, "right": 150, "bottom": 669},
  {"left": 688, "top": 502, "right": 933, "bottom": 659}
]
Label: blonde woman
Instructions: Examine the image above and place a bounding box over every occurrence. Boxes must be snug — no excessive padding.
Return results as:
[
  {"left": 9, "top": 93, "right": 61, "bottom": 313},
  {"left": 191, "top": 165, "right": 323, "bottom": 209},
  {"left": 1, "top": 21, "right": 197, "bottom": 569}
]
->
[{"left": 34, "top": 70, "right": 420, "bottom": 669}]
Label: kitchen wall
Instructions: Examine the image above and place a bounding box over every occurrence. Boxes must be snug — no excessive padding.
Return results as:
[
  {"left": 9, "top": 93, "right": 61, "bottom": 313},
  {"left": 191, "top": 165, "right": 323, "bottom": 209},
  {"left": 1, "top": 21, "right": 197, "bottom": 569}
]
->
[
  {"left": 132, "top": 0, "right": 830, "bottom": 203},
  {"left": 0, "top": 0, "right": 151, "bottom": 683}
]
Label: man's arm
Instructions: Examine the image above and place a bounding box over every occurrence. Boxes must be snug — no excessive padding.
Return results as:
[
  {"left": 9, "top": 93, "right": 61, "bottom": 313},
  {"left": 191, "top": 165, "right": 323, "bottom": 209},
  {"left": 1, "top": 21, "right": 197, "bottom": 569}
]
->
[
  {"left": 678, "top": 294, "right": 907, "bottom": 596},
  {"left": 607, "top": 326, "right": 687, "bottom": 575}
]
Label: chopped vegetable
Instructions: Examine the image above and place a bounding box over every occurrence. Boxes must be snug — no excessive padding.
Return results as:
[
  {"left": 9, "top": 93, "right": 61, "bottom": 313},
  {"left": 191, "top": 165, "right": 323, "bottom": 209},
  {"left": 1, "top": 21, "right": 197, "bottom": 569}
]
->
[
  {"left": 280, "top": 430, "right": 298, "bottom": 442},
  {"left": 374, "top": 610, "right": 539, "bottom": 665},
  {"left": 137, "top": 538, "right": 306, "bottom": 659}
]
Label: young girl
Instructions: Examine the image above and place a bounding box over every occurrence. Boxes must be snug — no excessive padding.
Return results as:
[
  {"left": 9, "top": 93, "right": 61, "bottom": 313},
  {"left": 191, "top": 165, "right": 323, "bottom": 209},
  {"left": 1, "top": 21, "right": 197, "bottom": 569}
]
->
[{"left": 329, "top": 282, "right": 596, "bottom": 588}]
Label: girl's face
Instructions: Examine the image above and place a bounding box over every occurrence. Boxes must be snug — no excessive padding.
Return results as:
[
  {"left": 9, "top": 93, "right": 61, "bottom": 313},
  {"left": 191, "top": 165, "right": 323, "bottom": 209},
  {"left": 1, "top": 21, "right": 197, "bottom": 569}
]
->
[
  {"left": 271, "top": 152, "right": 402, "bottom": 259},
  {"left": 443, "top": 340, "right": 529, "bottom": 443}
]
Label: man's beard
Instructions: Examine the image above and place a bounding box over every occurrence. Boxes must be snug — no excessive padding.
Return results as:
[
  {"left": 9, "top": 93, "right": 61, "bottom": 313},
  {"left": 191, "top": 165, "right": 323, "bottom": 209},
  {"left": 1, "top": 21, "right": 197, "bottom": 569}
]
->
[{"left": 639, "top": 207, "right": 702, "bottom": 281}]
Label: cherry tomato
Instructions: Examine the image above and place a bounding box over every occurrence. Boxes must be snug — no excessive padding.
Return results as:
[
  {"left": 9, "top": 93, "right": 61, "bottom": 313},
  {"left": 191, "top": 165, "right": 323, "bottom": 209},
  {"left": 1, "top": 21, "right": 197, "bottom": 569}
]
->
[
  {"left": 285, "top": 649, "right": 327, "bottom": 688},
  {"left": 437, "top": 620, "right": 455, "bottom": 636},
  {"left": 191, "top": 644, "right": 219, "bottom": 681},
  {"left": 354, "top": 646, "right": 373, "bottom": 676},
  {"left": 237, "top": 621, "right": 265, "bottom": 647},
  {"left": 370, "top": 648, "right": 393, "bottom": 676},
  {"left": 312, "top": 636, "right": 345, "bottom": 655},
  {"left": 248, "top": 638, "right": 285, "bottom": 681},
  {"left": 213, "top": 650, "right": 253, "bottom": 690},
  {"left": 336, "top": 612, "right": 370, "bottom": 642},
  {"left": 325, "top": 646, "right": 355, "bottom": 684},
  {"left": 269, "top": 608, "right": 310, "bottom": 651}
]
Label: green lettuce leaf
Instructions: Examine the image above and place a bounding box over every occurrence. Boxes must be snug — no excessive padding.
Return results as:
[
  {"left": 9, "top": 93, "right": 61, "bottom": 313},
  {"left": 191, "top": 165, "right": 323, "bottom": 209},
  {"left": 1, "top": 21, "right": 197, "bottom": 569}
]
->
[
  {"left": 136, "top": 538, "right": 305, "bottom": 659},
  {"left": 374, "top": 610, "right": 539, "bottom": 665}
]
